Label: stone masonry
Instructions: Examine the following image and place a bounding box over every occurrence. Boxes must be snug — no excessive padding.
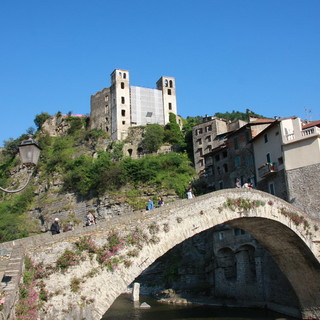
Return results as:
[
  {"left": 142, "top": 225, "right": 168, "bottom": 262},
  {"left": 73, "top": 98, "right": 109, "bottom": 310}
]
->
[{"left": 0, "top": 189, "right": 320, "bottom": 319}]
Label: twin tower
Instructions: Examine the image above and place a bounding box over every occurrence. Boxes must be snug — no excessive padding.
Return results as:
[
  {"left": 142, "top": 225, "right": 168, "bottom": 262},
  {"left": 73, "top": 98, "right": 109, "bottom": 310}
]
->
[{"left": 90, "top": 69, "right": 178, "bottom": 141}]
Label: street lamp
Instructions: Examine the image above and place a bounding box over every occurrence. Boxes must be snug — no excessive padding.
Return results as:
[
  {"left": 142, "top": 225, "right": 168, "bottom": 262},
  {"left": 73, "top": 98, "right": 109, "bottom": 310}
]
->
[{"left": 0, "top": 137, "right": 41, "bottom": 193}]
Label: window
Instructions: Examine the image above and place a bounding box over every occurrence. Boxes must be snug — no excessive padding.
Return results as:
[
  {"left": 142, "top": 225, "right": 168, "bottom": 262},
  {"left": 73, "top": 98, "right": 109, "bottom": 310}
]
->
[
  {"left": 218, "top": 232, "right": 224, "bottom": 240},
  {"left": 121, "top": 82, "right": 125, "bottom": 89},
  {"left": 206, "top": 135, "right": 211, "bottom": 142},
  {"left": 266, "top": 153, "right": 271, "bottom": 163},
  {"left": 219, "top": 180, "right": 223, "bottom": 189},
  {"left": 222, "top": 151, "right": 228, "bottom": 158},
  {"left": 199, "top": 159, "right": 204, "bottom": 166},
  {"left": 269, "top": 182, "right": 275, "bottom": 195},
  {"left": 278, "top": 156, "right": 283, "bottom": 165},
  {"left": 168, "top": 89, "right": 172, "bottom": 95},
  {"left": 217, "top": 166, "right": 221, "bottom": 175},
  {"left": 215, "top": 154, "right": 220, "bottom": 161},
  {"left": 165, "top": 79, "right": 168, "bottom": 87},
  {"left": 168, "top": 102, "right": 172, "bottom": 110},
  {"left": 121, "top": 97, "right": 125, "bottom": 104},
  {"left": 121, "top": 110, "right": 126, "bottom": 117},
  {"left": 235, "top": 156, "right": 241, "bottom": 167},
  {"left": 207, "top": 145, "right": 212, "bottom": 151},
  {"left": 123, "top": 73, "right": 126, "bottom": 79},
  {"left": 122, "top": 121, "right": 126, "bottom": 125},
  {"left": 264, "top": 134, "right": 268, "bottom": 143},
  {"left": 223, "top": 163, "right": 228, "bottom": 173},
  {"left": 196, "top": 128, "right": 203, "bottom": 135},
  {"left": 245, "top": 131, "right": 250, "bottom": 142},
  {"left": 234, "top": 228, "right": 245, "bottom": 236},
  {"left": 247, "top": 155, "right": 254, "bottom": 166},
  {"left": 169, "top": 80, "right": 173, "bottom": 88},
  {"left": 234, "top": 137, "right": 239, "bottom": 150},
  {"left": 197, "top": 139, "right": 202, "bottom": 145},
  {"left": 205, "top": 125, "right": 212, "bottom": 132},
  {"left": 105, "top": 95, "right": 109, "bottom": 102}
]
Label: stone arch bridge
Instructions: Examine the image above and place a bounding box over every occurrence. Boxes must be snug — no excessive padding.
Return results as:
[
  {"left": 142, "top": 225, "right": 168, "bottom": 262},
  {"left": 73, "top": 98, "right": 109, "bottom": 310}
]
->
[{"left": 1, "top": 189, "right": 320, "bottom": 320}]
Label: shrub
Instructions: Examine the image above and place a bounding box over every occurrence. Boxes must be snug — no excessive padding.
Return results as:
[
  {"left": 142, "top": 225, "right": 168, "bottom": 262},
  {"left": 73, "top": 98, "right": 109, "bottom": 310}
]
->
[{"left": 56, "top": 250, "right": 82, "bottom": 271}]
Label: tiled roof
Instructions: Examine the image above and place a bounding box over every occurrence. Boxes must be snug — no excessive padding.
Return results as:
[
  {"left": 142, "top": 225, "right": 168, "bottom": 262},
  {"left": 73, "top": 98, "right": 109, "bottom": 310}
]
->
[{"left": 303, "top": 121, "right": 320, "bottom": 129}]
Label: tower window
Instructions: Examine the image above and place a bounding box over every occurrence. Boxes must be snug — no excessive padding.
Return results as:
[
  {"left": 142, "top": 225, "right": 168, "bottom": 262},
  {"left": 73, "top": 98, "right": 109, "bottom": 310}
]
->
[
  {"left": 121, "top": 97, "right": 125, "bottom": 104},
  {"left": 121, "top": 109, "right": 126, "bottom": 116},
  {"left": 123, "top": 73, "right": 126, "bottom": 79},
  {"left": 105, "top": 95, "right": 109, "bottom": 102},
  {"left": 169, "top": 80, "right": 173, "bottom": 88},
  {"left": 122, "top": 121, "right": 126, "bottom": 125},
  {"left": 168, "top": 89, "right": 172, "bottom": 95},
  {"left": 168, "top": 102, "right": 172, "bottom": 110},
  {"left": 121, "top": 82, "right": 125, "bottom": 89},
  {"left": 165, "top": 79, "right": 168, "bottom": 87},
  {"left": 264, "top": 134, "right": 268, "bottom": 143}
]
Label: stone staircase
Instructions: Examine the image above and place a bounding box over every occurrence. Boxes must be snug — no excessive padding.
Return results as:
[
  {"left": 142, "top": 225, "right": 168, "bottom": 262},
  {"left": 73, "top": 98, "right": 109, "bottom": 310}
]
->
[{"left": 0, "top": 243, "right": 24, "bottom": 320}]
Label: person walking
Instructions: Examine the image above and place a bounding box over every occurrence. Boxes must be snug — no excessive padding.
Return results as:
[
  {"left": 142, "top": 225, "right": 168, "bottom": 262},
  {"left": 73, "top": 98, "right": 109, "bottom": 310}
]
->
[
  {"left": 85, "top": 211, "right": 95, "bottom": 226},
  {"left": 147, "top": 198, "right": 154, "bottom": 210},
  {"left": 186, "top": 187, "right": 194, "bottom": 199},
  {"left": 157, "top": 196, "right": 164, "bottom": 207},
  {"left": 50, "top": 218, "right": 60, "bottom": 235}
]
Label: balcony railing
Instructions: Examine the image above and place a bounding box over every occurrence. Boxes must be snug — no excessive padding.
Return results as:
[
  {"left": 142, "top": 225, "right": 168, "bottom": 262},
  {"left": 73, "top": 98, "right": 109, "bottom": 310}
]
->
[
  {"left": 258, "top": 162, "right": 277, "bottom": 178},
  {"left": 284, "top": 126, "right": 320, "bottom": 143}
]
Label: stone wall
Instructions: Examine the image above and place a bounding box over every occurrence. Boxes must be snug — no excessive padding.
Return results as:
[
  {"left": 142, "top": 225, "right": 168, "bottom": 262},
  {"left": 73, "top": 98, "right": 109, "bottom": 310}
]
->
[{"left": 286, "top": 163, "right": 320, "bottom": 219}]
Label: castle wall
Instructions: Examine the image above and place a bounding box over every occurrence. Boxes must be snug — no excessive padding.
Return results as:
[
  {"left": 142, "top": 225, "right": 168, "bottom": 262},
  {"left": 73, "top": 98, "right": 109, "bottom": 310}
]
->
[{"left": 90, "top": 88, "right": 111, "bottom": 133}]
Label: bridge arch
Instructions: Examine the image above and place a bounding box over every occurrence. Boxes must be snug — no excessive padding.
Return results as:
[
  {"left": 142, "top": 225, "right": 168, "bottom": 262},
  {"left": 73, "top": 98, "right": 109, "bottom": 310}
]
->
[{"left": 26, "top": 189, "right": 320, "bottom": 320}]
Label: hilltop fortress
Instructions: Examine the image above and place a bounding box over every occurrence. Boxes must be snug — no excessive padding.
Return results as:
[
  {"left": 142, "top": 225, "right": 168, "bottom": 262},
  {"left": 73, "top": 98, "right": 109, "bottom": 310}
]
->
[{"left": 90, "top": 69, "right": 178, "bottom": 141}]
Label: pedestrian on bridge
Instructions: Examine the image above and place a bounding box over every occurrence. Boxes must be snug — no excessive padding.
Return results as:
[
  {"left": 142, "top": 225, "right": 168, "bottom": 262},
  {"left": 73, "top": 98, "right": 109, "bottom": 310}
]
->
[{"left": 50, "top": 218, "right": 60, "bottom": 235}]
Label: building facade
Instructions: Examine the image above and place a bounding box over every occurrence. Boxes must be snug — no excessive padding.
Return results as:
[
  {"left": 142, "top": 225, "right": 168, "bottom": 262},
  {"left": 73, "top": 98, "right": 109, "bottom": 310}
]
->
[
  {"left": 252, "top": 117, "right": 320, "bottom": 218},
  {"left": 90, "top": 69, "right": 177, "bottom": 141},
  {"left": 192, "top": 116, "right": 244, "bottom": 174},
  {"left": 199, "top": 117, "right": 273, "bottom": 190}
]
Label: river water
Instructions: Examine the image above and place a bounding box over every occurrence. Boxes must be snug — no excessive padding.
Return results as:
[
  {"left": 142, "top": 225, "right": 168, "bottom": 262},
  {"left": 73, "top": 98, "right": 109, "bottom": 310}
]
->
[{"left": 102, "top": 294, "right": 297, "bottom": 320}]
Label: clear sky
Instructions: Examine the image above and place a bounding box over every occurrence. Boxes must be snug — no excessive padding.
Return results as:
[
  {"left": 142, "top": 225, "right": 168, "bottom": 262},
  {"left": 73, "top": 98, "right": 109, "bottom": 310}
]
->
[{"left": 1, "top": 0, "right": 320, "bottom": 146}]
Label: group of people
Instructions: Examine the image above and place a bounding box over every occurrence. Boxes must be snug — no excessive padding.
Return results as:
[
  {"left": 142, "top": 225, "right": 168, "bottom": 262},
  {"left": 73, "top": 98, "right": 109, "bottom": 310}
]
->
[
  {"left": 146, "top": 196, "right": 164, "bottom": 211},
  {"left": 50, "top": 210, "right": 97, "bottom": 235},
  {"left": 236, "top": 179, "right": 254, "bottom": 189}
]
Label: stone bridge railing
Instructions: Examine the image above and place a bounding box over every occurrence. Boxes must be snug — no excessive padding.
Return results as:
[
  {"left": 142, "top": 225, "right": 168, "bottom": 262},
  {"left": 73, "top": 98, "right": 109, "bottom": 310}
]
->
[{"left": 0, "top": 188, "right": 320, "bottom": 319}]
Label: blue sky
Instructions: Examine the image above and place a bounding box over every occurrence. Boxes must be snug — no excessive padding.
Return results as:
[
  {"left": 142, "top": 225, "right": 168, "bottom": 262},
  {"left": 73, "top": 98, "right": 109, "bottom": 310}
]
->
[{"left": 1, "top": 0, "right": 320, "bottom": 146}]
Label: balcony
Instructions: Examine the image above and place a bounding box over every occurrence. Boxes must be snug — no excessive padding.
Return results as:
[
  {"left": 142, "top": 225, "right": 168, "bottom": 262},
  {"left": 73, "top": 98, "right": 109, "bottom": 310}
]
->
[
  {"left": 258, "top": 162, "right": 277, "bottom": 178},
  {"left": 284, "top": 126, "right": 320, "bottom": 143}
]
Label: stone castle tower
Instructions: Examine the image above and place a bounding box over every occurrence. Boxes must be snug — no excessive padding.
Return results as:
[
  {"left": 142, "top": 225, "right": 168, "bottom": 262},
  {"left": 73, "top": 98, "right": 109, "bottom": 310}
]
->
[{"left": 90, "top": 69, "right": 178, "bottom": 141}]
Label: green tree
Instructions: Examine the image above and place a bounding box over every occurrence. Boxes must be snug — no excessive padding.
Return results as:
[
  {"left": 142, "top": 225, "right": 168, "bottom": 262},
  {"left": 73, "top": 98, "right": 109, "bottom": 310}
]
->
[
  {"left": 141, "top": 124, "right": 164, "bottom": 153},
  {"left": 34, "top": 112, "right": 51, "bottom": 130},
  {"left": 164, "top": 113, "right": 184, "bottom": 148}
]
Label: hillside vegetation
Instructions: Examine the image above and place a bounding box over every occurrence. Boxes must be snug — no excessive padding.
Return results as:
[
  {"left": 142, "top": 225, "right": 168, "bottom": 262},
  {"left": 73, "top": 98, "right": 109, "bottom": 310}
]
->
[
  {"left": 0, "top": 114, "right": 197, "bottom": 242},
  {"left": 0, "top": 109, "right": 264, "bottom": 243}
]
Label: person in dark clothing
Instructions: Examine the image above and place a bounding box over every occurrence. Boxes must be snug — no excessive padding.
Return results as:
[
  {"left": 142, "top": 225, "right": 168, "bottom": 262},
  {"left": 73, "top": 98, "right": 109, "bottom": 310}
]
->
[{"left": 50, "top": 218, "right": 60, "bottom": 235}]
